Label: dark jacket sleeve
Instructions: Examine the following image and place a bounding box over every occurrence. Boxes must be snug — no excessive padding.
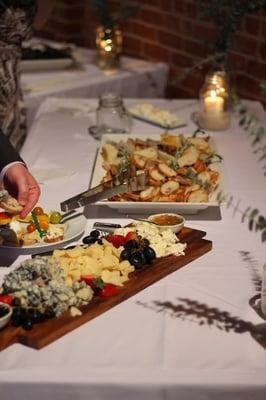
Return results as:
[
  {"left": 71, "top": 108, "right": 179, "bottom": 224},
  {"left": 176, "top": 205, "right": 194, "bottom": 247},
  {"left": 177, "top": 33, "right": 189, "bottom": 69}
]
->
[{"left": 0, "top": 128, "right": 24, "bottom": 173}]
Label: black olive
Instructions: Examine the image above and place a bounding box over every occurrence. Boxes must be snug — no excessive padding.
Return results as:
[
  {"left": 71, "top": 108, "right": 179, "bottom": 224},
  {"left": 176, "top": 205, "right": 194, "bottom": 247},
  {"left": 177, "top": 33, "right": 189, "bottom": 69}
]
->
[
  {"left": 90, "top": 230, "right": 100, "bottom": 239},
  {"left": 26, "top": 308, "right": 43, "bottom": 323},
  {"left": 12, "top": 308, "right": 21, "bottom": 318},
  {"left": 21, "top": 317, "right": 33, "bottom": 331},
  {"left": 82, "top": 235, "right": 96, "bottom": 245},
  {"left": 97, "top": 238, "right": 103, "bottom": 245},
  {"left": 11, "top": 314, "right": 21, "bottom": 327}
]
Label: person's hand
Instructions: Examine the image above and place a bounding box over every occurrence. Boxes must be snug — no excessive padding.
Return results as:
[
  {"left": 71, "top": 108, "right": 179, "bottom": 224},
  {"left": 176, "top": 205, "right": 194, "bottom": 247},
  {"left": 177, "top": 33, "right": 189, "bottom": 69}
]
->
[{"left": 4, "top": 164, "right": 40, "bottom": 218}]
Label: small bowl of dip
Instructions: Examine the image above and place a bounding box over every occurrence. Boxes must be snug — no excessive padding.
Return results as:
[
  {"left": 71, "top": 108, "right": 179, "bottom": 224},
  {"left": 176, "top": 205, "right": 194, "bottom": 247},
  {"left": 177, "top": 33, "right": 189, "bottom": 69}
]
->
[
  {"left": 147, "top": 213, "right": 185, "bottom": 233},
  {"left": 0, "top": 302, "right": 12, "bottom": 330}
]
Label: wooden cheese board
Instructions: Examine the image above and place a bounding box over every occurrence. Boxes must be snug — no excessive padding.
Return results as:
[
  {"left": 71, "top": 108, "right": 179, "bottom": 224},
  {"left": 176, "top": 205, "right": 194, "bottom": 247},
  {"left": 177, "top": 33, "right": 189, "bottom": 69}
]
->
[{"left": 0, "top": 227, "right": 212, "bottom": 351}]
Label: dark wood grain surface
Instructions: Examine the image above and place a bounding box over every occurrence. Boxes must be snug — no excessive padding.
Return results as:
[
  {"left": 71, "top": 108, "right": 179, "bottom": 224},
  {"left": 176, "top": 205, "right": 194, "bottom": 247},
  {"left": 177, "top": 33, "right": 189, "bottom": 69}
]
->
[{"left": 0, "top": 227, "right": 212, "bottom": 351}]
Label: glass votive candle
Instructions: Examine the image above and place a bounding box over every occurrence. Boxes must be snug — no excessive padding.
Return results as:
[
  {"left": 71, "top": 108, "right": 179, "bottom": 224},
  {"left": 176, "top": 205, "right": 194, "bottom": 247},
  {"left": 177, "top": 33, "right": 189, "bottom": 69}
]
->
[
  {"left": 95, "top": 26, "right": 122, "bottom": 70},
  {"left": 198, "top": 71, "right": 231, "bottom": 131}
]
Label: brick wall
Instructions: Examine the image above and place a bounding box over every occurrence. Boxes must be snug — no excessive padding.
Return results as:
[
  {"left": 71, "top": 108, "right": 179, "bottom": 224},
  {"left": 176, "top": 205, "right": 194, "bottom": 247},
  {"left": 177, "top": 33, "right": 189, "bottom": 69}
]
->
[{"left": 39, "top": 0, "right": 266, "bottom": 103}]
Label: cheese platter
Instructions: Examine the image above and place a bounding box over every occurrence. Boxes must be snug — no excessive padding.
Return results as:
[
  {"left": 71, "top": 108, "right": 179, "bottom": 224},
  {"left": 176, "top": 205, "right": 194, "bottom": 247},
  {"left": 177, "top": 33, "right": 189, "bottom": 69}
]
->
[{"left": 0, "top": 225, "right": 212, "bottom": 351}]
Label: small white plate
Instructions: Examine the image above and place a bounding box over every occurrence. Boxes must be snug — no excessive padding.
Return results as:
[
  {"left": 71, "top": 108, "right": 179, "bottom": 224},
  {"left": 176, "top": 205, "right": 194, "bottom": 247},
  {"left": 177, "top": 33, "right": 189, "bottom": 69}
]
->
[
  {"left": 0, "top": 214, "right": 86, "bottom": 253},
  {"left": 90, "top": 133, "right": 224, "bottom": 214}
]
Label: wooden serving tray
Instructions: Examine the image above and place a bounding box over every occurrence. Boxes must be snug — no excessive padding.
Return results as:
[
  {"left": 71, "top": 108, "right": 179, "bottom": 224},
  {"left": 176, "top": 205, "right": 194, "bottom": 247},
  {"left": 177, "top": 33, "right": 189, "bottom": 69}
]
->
[{"left": 0, "top": 227, "right": 212, "bottom": 351}]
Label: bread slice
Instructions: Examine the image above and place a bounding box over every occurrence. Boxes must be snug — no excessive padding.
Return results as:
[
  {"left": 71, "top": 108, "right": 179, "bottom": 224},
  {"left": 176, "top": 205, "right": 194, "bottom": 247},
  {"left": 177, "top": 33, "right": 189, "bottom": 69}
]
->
[
  {"left": 44, "top": 235, "right": 63, "bottom": 244},
  {"left": 43, "top": 225, "right": 64, "bottom": 244},
  {"left": 0, "top": 190, "right": 23, "bottom": 214},
  {"left": 20, "top": 230, "right": 41, "bottom": 246}
]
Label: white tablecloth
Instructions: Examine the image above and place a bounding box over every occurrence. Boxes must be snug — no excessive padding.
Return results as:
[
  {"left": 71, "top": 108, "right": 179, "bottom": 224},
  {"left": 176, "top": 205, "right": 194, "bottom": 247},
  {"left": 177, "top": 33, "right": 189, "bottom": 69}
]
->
[
  {"left": 0, "top": 98, "right": 266, "bottom": 400},
  {"left": 22, "top": 48, "right": 168, "bottom": 126}
]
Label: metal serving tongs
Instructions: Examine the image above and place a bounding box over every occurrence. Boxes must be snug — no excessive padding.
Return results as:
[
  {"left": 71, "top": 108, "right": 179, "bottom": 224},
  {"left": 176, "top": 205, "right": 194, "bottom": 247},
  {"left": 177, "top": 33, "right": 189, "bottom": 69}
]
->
[{"left": 60, "top": 171, "right": 148, "bottom": 213}]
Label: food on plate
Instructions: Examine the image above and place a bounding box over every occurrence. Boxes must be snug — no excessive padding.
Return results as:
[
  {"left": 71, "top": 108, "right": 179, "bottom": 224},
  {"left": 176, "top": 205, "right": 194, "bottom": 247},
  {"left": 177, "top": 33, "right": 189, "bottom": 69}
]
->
[
  {"left": 100, "top": 133, "right": 222, "bottom": 203},
  {"left": 0, "top": 206, "right": 65, "bottom": 246},
  {"left": 44, "top": 225, "right": 64, "bottom": 243},
  {"left": 0, "top": 212, "right": 12, "bottom": 225},
  {"left": 129, "top": 103, "right": 180, "bottom": 127},
  {"left": 0, "top": 190, "right": 23, "bottom": 214}
]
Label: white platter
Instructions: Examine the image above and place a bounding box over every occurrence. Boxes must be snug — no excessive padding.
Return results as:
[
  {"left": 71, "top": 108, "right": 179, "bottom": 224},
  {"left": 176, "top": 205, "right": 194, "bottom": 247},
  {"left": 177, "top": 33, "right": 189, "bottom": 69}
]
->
[
  {"left": 1, "top": 214, "right": 86, "bottom": 253},
  {"left": 130, "top": 112, "right": 186, "bottom": 130},
  {"left": 90, "top": 133, "right": 224, "bottom": 214},
  {"left": 21, "top": 58, "right": 74, "bottom": 72}
]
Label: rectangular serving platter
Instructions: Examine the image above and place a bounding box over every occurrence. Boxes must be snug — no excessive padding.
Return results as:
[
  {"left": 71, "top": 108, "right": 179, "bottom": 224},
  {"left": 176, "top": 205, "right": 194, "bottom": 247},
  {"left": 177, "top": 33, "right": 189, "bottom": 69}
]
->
[
  {"left": 90, "top": 133, "right": 224, "bottom": 214},
  {"left": 0, "top": 227, "right": 212, "bottom": 351},
  {"left": 129, "top": 112, "right": 187, "bottom": 130}
]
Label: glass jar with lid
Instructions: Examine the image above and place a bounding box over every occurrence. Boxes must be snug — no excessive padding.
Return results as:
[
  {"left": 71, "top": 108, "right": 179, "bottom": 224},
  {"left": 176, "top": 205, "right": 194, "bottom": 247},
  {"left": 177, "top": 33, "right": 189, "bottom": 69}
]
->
[
  {"left": 198, "top": 70, "right": 231, "bottom": 131},
  {"left": 95, "top": 93, "right": 132, "bottom": 138}
]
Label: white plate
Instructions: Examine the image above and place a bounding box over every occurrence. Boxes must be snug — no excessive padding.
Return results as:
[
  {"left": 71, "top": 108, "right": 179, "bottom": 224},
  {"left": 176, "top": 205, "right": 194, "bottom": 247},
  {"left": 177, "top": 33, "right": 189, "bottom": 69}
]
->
[
  {"left": 21, "top": 58, "right": 74, "bottom": 72},
  {"left": 1, "top": 214, "right": 86, "bottom": 253},
  {"left": 90, "top": 133, "right": 224, "bottom": 214}
]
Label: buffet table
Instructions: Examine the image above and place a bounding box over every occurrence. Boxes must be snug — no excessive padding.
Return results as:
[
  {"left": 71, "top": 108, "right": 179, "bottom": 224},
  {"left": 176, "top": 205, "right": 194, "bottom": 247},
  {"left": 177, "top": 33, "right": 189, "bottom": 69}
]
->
[
  {"left": 22, "top": 47, "right": 168, "bottom": 127},
  {"left": 0, "top": 98, "right": 266, "bottom": 400}
]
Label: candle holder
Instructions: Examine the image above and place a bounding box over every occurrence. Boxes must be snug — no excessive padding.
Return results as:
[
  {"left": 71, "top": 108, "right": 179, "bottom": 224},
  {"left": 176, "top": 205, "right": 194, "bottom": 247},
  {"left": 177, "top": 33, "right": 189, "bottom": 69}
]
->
[
  {"left": 95, "top": 25, "right": 122, "bottom": 71},
  {"left": 197, "top": 71, "right": 231, "bottom": 131}
]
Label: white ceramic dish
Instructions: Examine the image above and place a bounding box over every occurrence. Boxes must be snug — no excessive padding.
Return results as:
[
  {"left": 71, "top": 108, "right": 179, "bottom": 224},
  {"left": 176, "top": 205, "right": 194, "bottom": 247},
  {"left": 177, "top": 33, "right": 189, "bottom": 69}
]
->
[
  {"left": 21, "top": 58, "right": 74, "bottom": 72},
  {"left": 0, "top": 302, "right": 12, "bottom": 330},
  {"left": 130, "top": 113, "right": 186, "bottom": 130},
  {"left": 147, "top": 213, "right": 185, "bottom": 233},
  {"left": 90, "top": 133, "right": 224, "bottom": 214},
  {"left": 0, "top": 214, "right": 86, "bottom": 252}
]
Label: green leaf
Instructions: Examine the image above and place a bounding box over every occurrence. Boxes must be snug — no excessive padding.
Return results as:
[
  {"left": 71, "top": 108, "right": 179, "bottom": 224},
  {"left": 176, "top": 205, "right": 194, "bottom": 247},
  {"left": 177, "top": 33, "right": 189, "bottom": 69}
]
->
[
  {"left": 94, "top": 277, "right": 105, "bottom": 289},
  {"left": 31, "top": 211, "right": 46, "bottom": 238}
]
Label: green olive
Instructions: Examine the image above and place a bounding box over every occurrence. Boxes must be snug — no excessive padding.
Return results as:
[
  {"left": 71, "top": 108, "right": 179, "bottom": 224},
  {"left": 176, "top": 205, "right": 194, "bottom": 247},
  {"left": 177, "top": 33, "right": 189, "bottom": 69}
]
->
[{"left": 49, "top": 211, "right": 62, "bottom": 224}]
